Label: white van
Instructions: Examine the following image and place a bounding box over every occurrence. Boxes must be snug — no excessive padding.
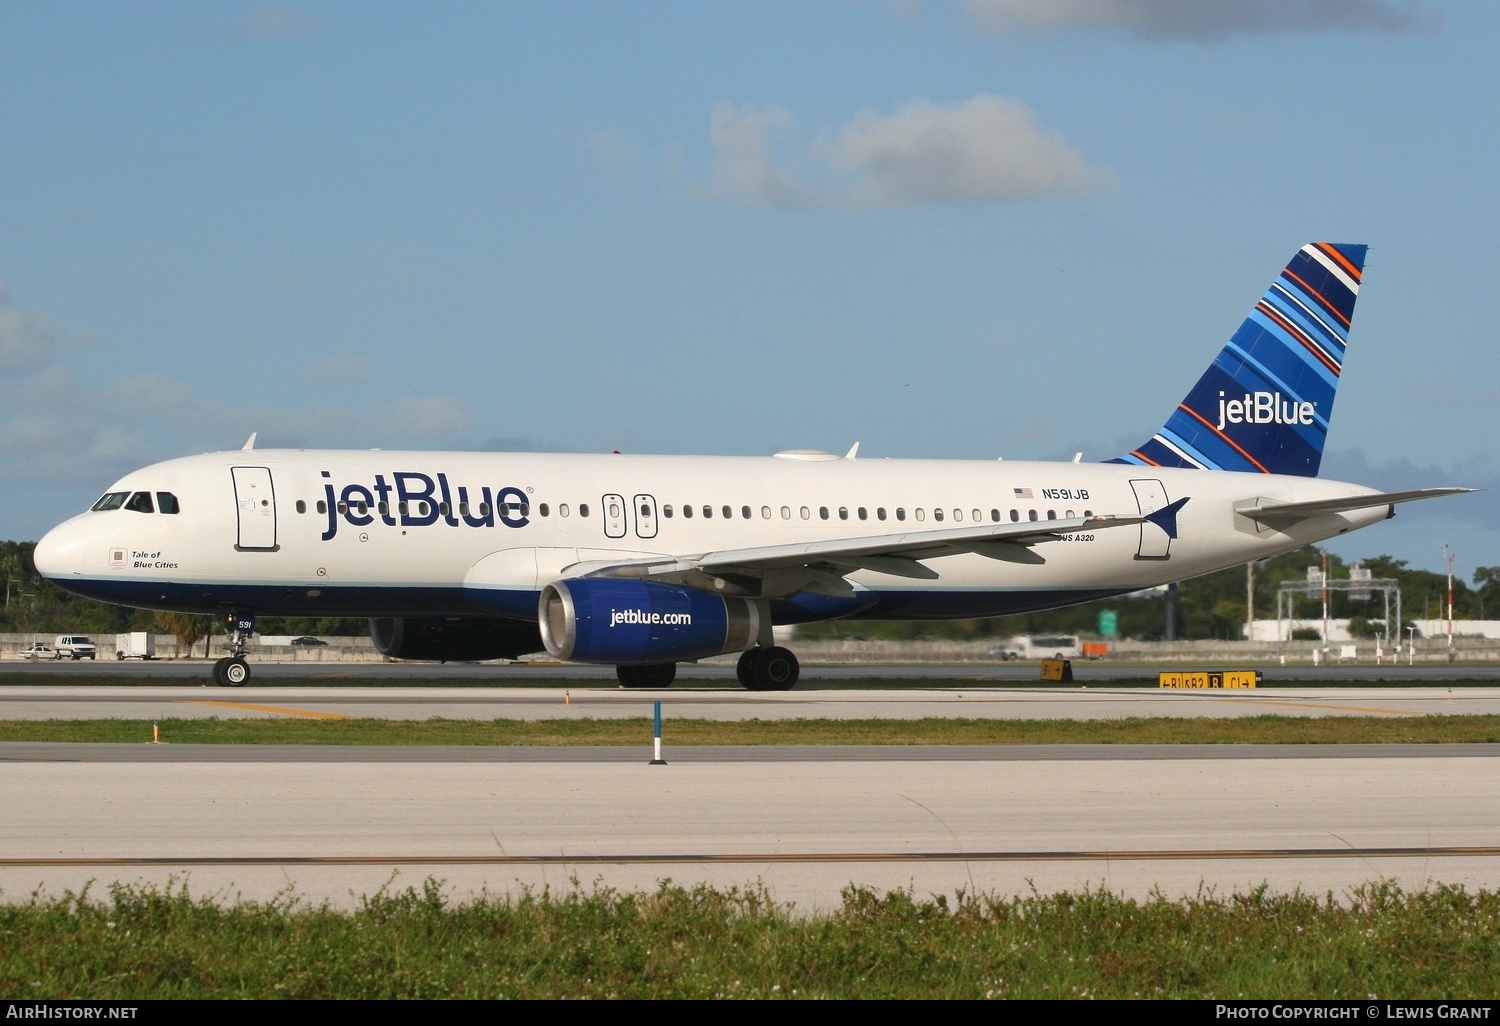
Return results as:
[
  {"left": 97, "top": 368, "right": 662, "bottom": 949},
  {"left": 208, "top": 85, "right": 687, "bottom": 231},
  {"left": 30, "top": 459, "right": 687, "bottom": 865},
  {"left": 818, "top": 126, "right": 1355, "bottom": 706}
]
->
[{"left": 54, "top": 635, "right": 97, "bottom": 660}]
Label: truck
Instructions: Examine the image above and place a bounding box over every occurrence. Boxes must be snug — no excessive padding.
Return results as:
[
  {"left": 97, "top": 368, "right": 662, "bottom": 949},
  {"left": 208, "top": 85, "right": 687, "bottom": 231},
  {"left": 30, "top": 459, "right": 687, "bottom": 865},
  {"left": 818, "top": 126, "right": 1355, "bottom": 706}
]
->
[
  {"left": 115, "top": 632, "right": 155, "bottom": 660},
  {"left": 53, "top": 635, "right": 96, "bottom": 660}
]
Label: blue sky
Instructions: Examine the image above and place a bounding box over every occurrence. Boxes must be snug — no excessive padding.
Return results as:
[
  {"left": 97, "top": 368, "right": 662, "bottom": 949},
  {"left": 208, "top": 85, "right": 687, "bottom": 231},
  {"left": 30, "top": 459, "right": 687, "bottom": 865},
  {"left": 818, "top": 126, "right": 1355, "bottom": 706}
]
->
[{"left": 1, "top": 0, "right": 1494, "bottom": 578}]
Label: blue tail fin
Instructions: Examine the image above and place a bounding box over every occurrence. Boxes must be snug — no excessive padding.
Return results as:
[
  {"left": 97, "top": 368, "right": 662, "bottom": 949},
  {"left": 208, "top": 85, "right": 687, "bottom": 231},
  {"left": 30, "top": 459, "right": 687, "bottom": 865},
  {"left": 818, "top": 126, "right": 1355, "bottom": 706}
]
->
[{"left": 1108, "top": 242, "right": 1367, "bottom": 477}]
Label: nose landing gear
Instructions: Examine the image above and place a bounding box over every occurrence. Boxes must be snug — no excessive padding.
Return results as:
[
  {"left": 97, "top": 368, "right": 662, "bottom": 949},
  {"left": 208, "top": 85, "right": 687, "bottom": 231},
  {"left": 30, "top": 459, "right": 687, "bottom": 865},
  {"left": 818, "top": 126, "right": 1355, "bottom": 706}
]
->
[{"left": 213, "top": 613, "right": 255, "bottom": 687}]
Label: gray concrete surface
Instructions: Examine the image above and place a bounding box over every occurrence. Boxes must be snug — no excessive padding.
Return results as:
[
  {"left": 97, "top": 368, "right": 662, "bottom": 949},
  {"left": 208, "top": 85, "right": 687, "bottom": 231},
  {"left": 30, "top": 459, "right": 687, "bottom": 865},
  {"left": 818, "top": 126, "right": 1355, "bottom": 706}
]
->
[
  {"left": 1, "top": 747, "right": 1496, "bottom": 912},
  {"left": 0, "top": 684, "right": 1497, "bottom": 722}
]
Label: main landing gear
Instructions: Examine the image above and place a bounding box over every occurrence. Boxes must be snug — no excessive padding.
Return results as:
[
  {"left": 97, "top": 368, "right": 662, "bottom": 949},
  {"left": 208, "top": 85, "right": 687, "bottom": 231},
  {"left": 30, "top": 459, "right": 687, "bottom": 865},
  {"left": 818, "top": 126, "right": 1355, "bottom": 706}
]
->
[
  {"left": 736, "top": 646, "right": 799, "bottom": 691},
  {"left": 213, "top": 612, "right": 255, "bottom": 687}
]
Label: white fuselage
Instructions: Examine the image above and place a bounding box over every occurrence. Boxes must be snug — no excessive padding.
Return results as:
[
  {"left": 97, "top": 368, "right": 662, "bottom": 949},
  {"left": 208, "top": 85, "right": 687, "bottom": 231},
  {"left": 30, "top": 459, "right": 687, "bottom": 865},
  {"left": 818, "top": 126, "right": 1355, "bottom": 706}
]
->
[{"left": 33, "top": 447, "right": 1389, "bottom": 623}]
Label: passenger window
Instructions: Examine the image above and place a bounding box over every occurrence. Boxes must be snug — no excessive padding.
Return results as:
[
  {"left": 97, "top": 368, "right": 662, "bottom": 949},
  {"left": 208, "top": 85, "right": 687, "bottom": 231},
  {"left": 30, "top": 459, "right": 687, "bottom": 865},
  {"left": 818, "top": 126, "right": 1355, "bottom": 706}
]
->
[
  {"left": 934, "top": 509, "right": 944, "bottom": 522},
  {"left": 91, "top": 492, "right": 129, "bottom": 512},
  {"left": 157, "top": 492, "right": 180, "bottom": 514},
  {"left": 1065, "top": 509, "right": 1074, "bottom": 518},
  {"left": 990, "top": 509, "right": 999, "bottom": 522},
  {"left": 896, "top": 508, "right": 905, "bottom": 521},
  {"left": 683, "top": 505, "right": 693, "bottom": 519},
  {"left": 317, "top": 500, "right": 327, "bottom": 514},
  {"left": 1084, "top": 509, "right": 1092, "bottom": 518},
  {"left": 337, "top": 501, "right": 348, "bottom": 514},
  {"left": 663, "top": 505, "right": 673, "bottom": 518},
  {"left": 1047, "top": 509, "right": 1056, "bottom": 520},
  {"left": 435, "top": 502, "right": 445, "bottom": 517},
  {"left": 295, "top": 500, "right": 306, "bottom": 514},
  {"left": 857, "top": 507, "right": 867, "bottom": 520},
  {"left": 781, "top": 506, "right": 791, "bottom": 519},
  {"left": 380, "top": 501, "right": 390, "bottom": 516},
  {"left": 580, "top": 504, "right": 590, "bottom": 517},
  {"left": 800, "top": 506, "right": 810, "bottom": 520},
  {"left": 703, "top": 505, "right": 713, "bottom": 519},
  {"left": 399, "top": 501, "right": 409, "bottom": 516},
  {"left": 1029, "top": 510, "right": 1038, "bottom": 521},
  {"left": 1010, "top": 509, "right": 1019, "bottom": 522},
  {"left": 358, "top": 501, "right": 370, "bottom": 516},
  {"left": 609, "top": 502, "right": 621, "bottom": 518},
  {"left": 640, "top": 504, "right": 651, "bottom": 518},
  {"left": 125, "top": 491, "right": 154, "bottom": 514},
  {"left": 761, "top": 506, "right": 771, "bottom": 519},
  {"left": 973, "top": 509, "right": 982, "bottom": 522},
  {"left": 838, "top": 507, "right": 848, "bottom": 520},
  {"left": 915, "top": 509, "right": 925, "bottom": 522},
  {"left": 877, "top": 508, "right": 886, "bottom": 521},
  {"left": 459, "top": 502, "right": 470, "bottom": 517},
  {"left": 952, "top": 509, "right": 963, "bottom": 522},
  {"left": 819, "top": 507, "right": 829, "bottom": 520},
  {"left": 723, "top": 505, "right": 732, "bottom": 519},
  {"left": 740, "top": 506, "right": 751, "bottom": 519}
]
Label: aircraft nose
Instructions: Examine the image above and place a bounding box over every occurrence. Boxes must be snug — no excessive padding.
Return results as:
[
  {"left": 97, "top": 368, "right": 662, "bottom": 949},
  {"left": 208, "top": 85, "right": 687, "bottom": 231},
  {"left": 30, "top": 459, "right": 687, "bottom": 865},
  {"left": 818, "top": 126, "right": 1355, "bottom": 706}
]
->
[{"left": 33, "top": 518, "right": 88, "bottom": 578}]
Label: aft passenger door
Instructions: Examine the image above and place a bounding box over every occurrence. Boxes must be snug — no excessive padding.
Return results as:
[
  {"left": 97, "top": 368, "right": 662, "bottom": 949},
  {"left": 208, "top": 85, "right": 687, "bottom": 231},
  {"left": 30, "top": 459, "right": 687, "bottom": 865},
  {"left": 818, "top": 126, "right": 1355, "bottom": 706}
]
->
[
  {"left": 1129, "top": 478, "right": 1172, "bottom": 560},
  {"left": 231, "top": 466, "right": 278, "bottom": 551},
  {"left": 601, "top": 493, "right": 628, "bottom": 539},
  {"left": 633, "top": 494, "right": 658, "bottom": 539}
]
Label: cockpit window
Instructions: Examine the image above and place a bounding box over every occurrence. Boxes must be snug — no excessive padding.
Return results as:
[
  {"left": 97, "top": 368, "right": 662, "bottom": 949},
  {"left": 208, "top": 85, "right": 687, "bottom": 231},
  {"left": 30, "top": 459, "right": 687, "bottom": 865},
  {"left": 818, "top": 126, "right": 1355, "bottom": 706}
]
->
[
  {"left": 156, "top": 492, "right": 180, "bottom": 515},
  {"left": 124, "top": 491, "right": 155, "bottom": 514},
  {"left": 91, "top": 492, "right": 128, "bottom": 512}
]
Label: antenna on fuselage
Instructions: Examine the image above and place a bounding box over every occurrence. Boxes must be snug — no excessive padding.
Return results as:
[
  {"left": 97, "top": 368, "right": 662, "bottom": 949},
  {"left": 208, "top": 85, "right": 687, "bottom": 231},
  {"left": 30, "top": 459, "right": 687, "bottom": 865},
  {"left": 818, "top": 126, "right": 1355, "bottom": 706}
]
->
[
  {"left": 844, "top": 442, "right": 859, "bottom": 459},
  {"left": 241, "top": 432, "right": 257, "bottom": 450}
]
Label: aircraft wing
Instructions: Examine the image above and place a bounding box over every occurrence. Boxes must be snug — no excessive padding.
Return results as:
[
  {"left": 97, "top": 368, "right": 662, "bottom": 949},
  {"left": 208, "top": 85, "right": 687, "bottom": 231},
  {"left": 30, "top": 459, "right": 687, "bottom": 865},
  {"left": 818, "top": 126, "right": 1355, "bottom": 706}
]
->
[
  {"left": 1234, "top": 487, "right": 1476, "bottom": 523},
  {"left": 565, "top": 511, "right": 1150, "bottom": 596}
]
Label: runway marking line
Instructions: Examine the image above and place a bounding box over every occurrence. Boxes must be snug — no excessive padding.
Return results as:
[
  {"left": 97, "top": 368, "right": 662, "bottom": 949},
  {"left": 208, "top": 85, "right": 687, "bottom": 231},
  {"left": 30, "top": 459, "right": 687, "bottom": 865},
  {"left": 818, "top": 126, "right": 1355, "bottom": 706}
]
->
[
  {"left": 182, "top": 700, "right": 352, "bottom": 720},
  {"left": 8, "top": 846, "right": 1500, "bottom": 867}
]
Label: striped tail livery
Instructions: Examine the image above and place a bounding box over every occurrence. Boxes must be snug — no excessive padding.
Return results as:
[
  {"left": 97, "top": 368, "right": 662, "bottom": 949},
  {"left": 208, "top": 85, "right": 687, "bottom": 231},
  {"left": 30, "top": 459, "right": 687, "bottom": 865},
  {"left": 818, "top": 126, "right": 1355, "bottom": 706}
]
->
[{"left": 1110, "top": 242, "right": 1366, "bottom": 477}]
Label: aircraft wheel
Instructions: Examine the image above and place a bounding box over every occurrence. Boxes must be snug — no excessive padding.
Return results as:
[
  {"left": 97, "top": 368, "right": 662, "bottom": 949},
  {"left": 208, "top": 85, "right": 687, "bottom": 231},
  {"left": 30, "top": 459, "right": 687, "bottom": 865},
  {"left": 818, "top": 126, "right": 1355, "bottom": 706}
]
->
[
  {"left": 750, "top": 647, "right": 799, "bottom": 691},
  {"left": 222, "top": 657, "right": 250, "bottom": 687},
  {"left": 615, "top": 663, "right": 676, "bottom": 688},
  {"left": 735, "top": 649, "right": 758, "bottom": 689}
]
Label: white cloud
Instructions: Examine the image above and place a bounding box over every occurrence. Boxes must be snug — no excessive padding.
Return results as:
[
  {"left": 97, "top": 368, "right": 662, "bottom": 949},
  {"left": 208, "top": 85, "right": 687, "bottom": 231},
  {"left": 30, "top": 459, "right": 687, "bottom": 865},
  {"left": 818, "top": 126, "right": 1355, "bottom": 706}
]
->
[
  {"left": 0, "top": 281, "right": 64, "bottom": 377},
  {"left": 706, "top": 95, "right": 1114, "bottom": 209},
  {"left": 0, "top": 288, "right": 475, "bottom": 491},
  {"left": 588, "top": 130, "right": 641, "bottom": 169},
  {"left": 304, "top": 350, "right": 381, "bottom": 384},
  {"left": 225, "top": 7, "right": 317, "bottom": 38},
  {"left": 957, "top": 0, "right": 1433, "bottom": 41}
]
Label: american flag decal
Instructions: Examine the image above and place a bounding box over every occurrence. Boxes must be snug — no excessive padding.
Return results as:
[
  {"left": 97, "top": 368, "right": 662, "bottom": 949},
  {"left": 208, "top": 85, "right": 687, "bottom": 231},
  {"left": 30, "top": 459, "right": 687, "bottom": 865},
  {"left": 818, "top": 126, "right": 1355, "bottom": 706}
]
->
[{"left": 1013, "top": 487, "right": 1033, "bottom": 499}]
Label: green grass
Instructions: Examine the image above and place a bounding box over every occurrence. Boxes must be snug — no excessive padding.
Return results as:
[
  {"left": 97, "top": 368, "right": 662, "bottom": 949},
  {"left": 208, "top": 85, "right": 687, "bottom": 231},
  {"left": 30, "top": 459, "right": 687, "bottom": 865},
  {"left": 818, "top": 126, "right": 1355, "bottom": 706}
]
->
[
  {"left": 3, "top": 713, "right": 1500, "bottom": 745},
  {"left": 2, "top": 878, "right": 1496, "bottom": 998}
]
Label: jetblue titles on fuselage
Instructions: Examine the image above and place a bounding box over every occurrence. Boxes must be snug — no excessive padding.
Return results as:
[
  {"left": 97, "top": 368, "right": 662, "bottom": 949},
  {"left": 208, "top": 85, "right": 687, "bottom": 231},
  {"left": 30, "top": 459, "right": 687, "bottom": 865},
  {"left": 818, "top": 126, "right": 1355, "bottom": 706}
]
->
[{"left": 320, "top": 469, "right": 531, "bottom": 540}]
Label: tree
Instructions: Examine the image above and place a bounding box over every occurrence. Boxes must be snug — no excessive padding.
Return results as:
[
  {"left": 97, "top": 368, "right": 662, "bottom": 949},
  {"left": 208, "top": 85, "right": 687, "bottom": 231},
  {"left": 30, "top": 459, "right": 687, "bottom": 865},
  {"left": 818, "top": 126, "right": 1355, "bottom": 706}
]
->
[{"left": 154, "top": 612, "right": 215, "bottom": 658}]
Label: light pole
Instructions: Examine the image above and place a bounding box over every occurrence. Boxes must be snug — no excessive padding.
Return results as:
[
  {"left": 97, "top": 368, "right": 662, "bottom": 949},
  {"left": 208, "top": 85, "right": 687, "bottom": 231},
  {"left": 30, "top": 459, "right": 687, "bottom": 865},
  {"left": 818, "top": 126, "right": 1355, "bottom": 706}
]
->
[
  {"left": 1407, "top": 626, "right": 1417, "bottom": 666},
  {"left": 1442, "top": 543, "right": 1457, "bottom": 664}
]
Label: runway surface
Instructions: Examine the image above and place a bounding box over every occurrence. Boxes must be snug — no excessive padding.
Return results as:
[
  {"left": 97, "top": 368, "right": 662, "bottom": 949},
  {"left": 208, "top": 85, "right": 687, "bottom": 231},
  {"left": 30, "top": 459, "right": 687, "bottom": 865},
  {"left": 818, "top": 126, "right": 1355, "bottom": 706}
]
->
[
  {"left": 2, "top": 742, "right": 1497, "bottom": 911},
  {"left": 4, "top": 675, "right": 1497, "bottom": 911},
  {"left": 0, "top": 683, "right": 1496, "bottom": 721}
]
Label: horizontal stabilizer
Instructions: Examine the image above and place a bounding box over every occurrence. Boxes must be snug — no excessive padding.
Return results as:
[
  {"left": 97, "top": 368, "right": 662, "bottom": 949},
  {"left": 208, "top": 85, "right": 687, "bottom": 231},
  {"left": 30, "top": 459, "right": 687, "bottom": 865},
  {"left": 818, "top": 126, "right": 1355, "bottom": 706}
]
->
[{"left": 1234, "top": 487, "right": 1476, "bottom": 523}]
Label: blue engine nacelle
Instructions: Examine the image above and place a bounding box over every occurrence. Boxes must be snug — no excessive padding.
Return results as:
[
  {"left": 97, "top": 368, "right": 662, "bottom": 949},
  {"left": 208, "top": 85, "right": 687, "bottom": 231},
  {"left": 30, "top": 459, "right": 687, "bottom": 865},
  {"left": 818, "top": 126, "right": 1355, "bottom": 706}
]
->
[{"left": 539, "top": 578, "right": 762, "bottom": 665}]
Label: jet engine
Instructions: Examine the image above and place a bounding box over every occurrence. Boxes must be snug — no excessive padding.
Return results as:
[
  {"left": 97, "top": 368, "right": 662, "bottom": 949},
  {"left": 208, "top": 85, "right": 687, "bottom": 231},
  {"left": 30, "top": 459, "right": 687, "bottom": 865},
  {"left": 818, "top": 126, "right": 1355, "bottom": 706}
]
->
[
  {"left": 539, "top": 578, "right": 761, "bottom": 664},
  {"left": 370, "top": 616, "right": 543, "bottom": 662}
]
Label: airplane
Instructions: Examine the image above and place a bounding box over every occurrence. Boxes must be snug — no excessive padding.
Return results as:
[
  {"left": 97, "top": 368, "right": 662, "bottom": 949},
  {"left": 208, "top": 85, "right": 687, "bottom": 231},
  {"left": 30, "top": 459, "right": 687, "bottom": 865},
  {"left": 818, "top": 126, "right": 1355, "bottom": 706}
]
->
[{"left": 32, "top": 242, "right": 1473, "bottom": 689}]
